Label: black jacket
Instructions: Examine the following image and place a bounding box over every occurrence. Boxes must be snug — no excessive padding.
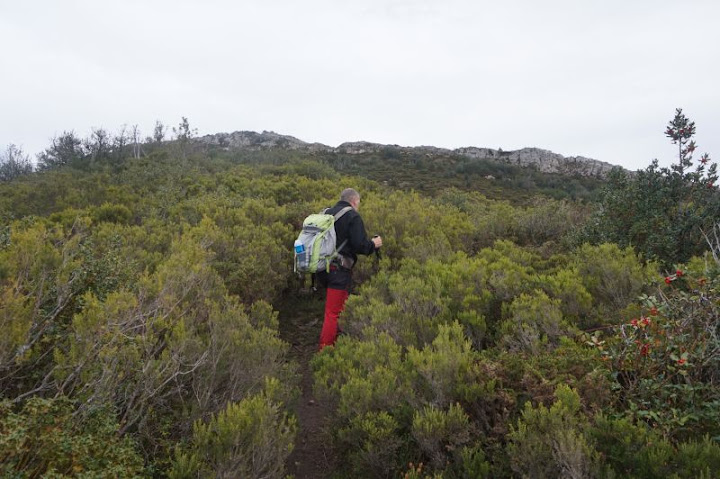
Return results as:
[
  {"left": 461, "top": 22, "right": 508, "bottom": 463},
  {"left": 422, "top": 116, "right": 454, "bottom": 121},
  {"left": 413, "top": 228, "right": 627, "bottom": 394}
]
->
[{"left": 325, "top": 201, "right": 376, "bottom": 264}]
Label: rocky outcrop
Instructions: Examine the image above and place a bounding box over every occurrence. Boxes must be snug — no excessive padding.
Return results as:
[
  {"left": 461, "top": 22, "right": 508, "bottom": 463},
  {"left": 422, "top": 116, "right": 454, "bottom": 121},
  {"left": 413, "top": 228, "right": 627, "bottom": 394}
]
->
[
  {"left": 457, "top": 147, "right": 616, "bottom": 177},
  {"left": 195, "top": 131, "right": 621, "bottom": 177},
  {"left": 197, "top": 130, "right": 331, "bottom": 153}
]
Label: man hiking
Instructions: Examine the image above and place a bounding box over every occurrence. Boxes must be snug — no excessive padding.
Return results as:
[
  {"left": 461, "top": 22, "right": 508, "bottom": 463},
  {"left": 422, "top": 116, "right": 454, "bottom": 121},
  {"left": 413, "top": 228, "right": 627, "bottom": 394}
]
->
[{"left": 317, "top": 188, "right": 382, "bottom": 349}]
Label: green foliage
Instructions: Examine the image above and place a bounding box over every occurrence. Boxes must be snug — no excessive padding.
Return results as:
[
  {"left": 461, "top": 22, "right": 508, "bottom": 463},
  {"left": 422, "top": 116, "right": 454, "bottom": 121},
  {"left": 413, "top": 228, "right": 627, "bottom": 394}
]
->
[
  {"left": 434, "top": 189, "right": 589, "bottom": 251},
  {"left": 0, "top": 144, "right": 33, "bottom": 182},
  {"left": 92, "top": 202, "right": 133, "bottom": 224},
  {"left": 597, "top": 265, "right": 720, "bottom": 441},
  {"left": 313, "top": 323, "right": 507, "bottom": 477},
  {"left": 312, "top": 333, "right": 412, "bottom": 419},
  {"left": 4, "top": 115, "right": 720, "bottom": 478},
  {"left": 507, "top": 385, "right": 598, "bottom": 479},
  {"left": 412, "top": 403, "right": 473, "bottom": 470},
  {"left": 514, "top": 197, "right": 588, "bottom": 247},
  {"left": 537, "top": 267, "right": 594, "bottom": 328},
  {"left": 573, "top": 243, "right": 658, "bottom": 324},
  {"left": 581, "top": 109, "right": 720, "bottom": 268},
  {"left": 169, "top": 379, "right": 296, "bottom": 479},
  {"left": 358, "top": 190, "right": 475, "bottom": 266},
  {"left": 407, "top": 322, "right": 488, "bottom": 408},
  {"left": 338, "top": 411, "right": 404, "bottom": 478},
  {"left": 52, "top": 236, "right": 296, "bottom": 453},
  {"left": 325, "top": 147, "right": 603, "bottom": 203},
  {"left": 589, "top": 415, "right": 720, "bottom": 478},
  {"left": 499, "top": 290, "right": 573, "bottom": 354},
  {"left": 37, "top": 131, "right": 84, "bottom": 170},
  {"left": 0, "top": 397, "right": 145, "bottom": 478}
]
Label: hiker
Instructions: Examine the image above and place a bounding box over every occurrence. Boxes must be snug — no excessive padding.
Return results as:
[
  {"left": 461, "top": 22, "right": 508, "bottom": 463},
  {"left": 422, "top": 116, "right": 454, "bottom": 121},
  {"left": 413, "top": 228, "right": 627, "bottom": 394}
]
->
[{"left": 317, "top": 188, "right": 382, "bottom": 349}]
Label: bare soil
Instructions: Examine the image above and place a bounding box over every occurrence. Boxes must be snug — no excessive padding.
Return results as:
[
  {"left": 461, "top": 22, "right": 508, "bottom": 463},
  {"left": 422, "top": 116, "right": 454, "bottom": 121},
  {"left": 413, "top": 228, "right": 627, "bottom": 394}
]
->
[{"left": 278, "top": 288, "right": 338, "bottom": 479}]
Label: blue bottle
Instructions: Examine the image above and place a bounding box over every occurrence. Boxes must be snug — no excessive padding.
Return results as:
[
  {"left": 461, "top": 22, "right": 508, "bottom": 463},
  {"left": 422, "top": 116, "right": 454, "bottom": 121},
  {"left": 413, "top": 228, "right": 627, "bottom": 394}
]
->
[
  {"left": 294, "top": 240, "right": 305, "bottom": 254},
  {"left": 294, "top": 240, "right": 309, "bottom": 270}
]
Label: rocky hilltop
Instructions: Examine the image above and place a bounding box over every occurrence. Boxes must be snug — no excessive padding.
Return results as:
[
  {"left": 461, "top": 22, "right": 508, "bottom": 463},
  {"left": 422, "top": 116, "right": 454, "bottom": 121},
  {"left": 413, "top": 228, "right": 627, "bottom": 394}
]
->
[{"left": 196, "top": 130, "right": 619, "bottom": 178}]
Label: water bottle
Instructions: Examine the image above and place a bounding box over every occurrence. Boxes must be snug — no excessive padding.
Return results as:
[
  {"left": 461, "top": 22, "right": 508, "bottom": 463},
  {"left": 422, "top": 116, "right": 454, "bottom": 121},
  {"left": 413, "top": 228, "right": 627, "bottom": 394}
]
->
[
  {"left": 294, "top": 240, "right": 309, "bottom": 270},
  {"left": 294, "top": 240, "right": 304, "bottom": 254}
]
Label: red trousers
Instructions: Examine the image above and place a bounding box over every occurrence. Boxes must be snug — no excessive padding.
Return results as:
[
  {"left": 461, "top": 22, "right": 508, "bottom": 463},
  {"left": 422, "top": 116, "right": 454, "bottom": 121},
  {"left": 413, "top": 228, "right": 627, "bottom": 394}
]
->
[{"left": 318, "top": 287, "right": 349, "bottom": 349}]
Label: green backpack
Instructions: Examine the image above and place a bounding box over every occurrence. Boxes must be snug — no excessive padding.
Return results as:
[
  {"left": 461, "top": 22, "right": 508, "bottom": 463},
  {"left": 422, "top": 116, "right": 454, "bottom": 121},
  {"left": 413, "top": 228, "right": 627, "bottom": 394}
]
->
[{"left": 294, "top": 206, "right": 352, "bottom": 273}]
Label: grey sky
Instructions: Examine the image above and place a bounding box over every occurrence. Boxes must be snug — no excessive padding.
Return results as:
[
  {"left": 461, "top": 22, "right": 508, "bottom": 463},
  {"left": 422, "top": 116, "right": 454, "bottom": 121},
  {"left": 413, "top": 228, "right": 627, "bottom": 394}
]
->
[{"left": 1, "top": 0, "right": 718, "bottom": 170}]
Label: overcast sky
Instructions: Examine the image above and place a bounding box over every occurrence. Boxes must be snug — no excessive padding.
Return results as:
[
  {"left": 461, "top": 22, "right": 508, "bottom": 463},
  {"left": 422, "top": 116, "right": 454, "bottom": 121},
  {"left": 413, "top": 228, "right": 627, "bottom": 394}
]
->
[{"left": 1, "top": 0, "right": 718, "bottom": 170}]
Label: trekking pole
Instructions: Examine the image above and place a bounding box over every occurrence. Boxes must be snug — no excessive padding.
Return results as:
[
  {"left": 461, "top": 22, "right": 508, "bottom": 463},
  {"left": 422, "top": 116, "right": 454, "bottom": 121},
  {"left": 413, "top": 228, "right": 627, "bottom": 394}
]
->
[{"left": 373, "top": 235, "right": 382, "bottom": 261}]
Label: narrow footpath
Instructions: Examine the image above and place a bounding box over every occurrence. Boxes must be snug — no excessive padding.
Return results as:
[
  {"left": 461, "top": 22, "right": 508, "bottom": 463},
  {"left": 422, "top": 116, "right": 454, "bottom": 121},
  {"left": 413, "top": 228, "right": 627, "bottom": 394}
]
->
[{"left": 278, "top": 288, "right": 338, "bottom": 479}]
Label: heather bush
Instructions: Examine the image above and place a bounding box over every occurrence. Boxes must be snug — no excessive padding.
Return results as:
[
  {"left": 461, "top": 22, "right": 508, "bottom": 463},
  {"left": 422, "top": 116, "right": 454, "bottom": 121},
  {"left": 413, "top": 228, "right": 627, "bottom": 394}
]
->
[
  {"left": 169, "top": 379, "right": 296, "bottom": 479},
  {"left": 536, "top": 267, "right": 594, "bottom": 328},
  {"left": 498, "top": 290, "right": 573, "bottom": 354},
  {"left": 411, "top": 403, "right": 473, "bottom": 470},
  {"left": 92, "top": 202, "right": 133, "bottom": 224},
  {"left": 407, "top": 322, "right": 490, "bottom": 408},
  {"left": 507, "top": 385, "right": 599, "bottom": 479},
  {"left": 515, "top": 197, "right": 587, "bottom": 247},
  {"left": 313, "top": 324, "right": 501, "bottom": 477},
  {"left": 358, "top": 190, "right": 475, "bottom": 264},
  {"left": 312, "top": 333, "right": 413, "bottom": 420},
  {"left": 435, "top": 188, "right": 519, "bottom": 249},
  {"left": 573, "top": 243, "right": 658, "bottom": 322},
  {"left": 339, "top": 410, "right": 407, "bottom": 477},
  {"left": 588, "top": 415, "right": 720, "bottom": 478},
  {"left": 0, "top": 397, "right": 145, "bottom": 478}
]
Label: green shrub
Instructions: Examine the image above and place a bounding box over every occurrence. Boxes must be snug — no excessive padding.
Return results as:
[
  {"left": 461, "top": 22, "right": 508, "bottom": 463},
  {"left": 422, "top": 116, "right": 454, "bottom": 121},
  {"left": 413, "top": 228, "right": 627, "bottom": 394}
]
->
[
  {"left": 598, "top": 265, "right": 720, "bottom": 441},
  {"left": 498, "top": 290, "right": 573, "bottom": 354},
  {"left": 672, "top": 436, "right": 720, "bottom": 478},
  {"left": 573, "top": 243, "right": 658, "bottom": 322},
  {"left": 589, "top": 415, "right": 720, "bottom": 478},
  {"left": 337, "top": 411, "right": 404, "bottom": 478},
  {"left": 412, "top": 403, "right": 473, "bottom": 470},
  {"left": 515, "top": 197, "right": 586, "bottom": 247},
  {"left": 0, "top": 397, "right": 145, "bottom": 478},
  {"left": 579, "top": 109, "right": 720, "bottom": 268},
  {"left": 312, "top": 333, "right": 413, "bottom": 419},
  {"left": 169, "top": 379, "right": 296, "bottom": 479},
  {"left": 407, "top": 322, "right": 487, "bottom": 408},
  {"left": 537, "top": 268, "right": 594, "bottom": 328},
  {"left": 92, "top": 202, "right": 133, "bottom": 224},
  {"left": 507, "top": 385, "right": 598, "bottom": 478}
]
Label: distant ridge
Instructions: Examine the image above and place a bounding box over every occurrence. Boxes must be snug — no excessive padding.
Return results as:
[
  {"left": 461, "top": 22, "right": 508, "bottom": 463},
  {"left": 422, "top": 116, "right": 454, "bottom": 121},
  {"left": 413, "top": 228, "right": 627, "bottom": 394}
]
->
[{"left": 196, "top": 130, "right": 620, "bottom": 178}]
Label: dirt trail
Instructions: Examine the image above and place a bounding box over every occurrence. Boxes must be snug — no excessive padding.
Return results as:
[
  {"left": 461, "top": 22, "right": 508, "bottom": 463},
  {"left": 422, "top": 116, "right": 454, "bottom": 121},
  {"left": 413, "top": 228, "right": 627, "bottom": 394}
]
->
[{"left": 278, "top": 289, "right": 337, "bottom": 479}]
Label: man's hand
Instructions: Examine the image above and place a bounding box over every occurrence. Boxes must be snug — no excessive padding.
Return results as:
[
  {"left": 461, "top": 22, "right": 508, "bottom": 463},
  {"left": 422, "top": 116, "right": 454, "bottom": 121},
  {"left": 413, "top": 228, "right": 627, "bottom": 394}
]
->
[{"left": 372, "top": 235, "right": 383, "bottom": 249}]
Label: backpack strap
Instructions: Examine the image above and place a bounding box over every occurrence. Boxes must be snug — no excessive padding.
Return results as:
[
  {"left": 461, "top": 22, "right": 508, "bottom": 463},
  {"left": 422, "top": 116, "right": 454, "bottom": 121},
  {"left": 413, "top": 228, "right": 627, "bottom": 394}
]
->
[
  {"left": 334, "top": 206, "right": 353, "bottom": 221},
  {"left": 321, "top": 206, "right": 353, "bottom": 220},
  {"left": 332, "top": 206, "right": 355, "bottom": 269},
  {"left": 333, "top": 206, "right": 353, "bottom": 254}
]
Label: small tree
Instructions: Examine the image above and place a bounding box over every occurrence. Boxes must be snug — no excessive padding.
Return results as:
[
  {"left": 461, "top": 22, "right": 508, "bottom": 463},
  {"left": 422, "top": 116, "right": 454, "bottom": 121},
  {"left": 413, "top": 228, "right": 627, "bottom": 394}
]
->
[
  {"left": 173, "top": 117, "right": 197, "bottom": 159},
  {"left": 0, "top": 144, "right": 33, "bottom": 181},
  {"left": 131, "top": 124, "right": 142, "bottom": 159},
  {"left": 37, "top": 131, "right": 85, "bottom": 170},
  {"left": 84, "top": 127, "right": 110, "bottom": 164},
  {"left": 152, "top": 120, "right": 166, "bottom": 143},
  {"left": 583, "top": 109, "right": 719, "bottom": 268},
  {"left": 112, "top": 124, "right": 130, "bottom": 161}
]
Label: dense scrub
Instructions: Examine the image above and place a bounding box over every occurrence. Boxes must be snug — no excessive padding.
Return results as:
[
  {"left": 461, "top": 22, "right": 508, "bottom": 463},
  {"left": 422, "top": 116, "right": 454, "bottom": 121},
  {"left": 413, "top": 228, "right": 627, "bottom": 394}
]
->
[{"left": 2, "top": 115, "right": 719, "bottom": 477}]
